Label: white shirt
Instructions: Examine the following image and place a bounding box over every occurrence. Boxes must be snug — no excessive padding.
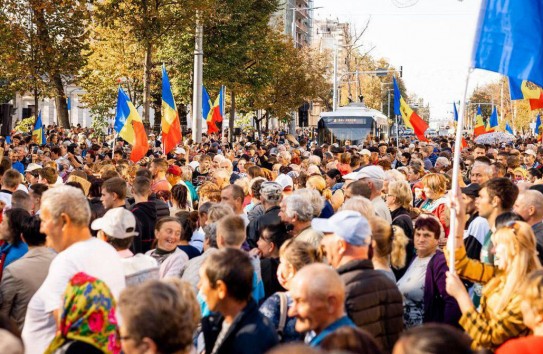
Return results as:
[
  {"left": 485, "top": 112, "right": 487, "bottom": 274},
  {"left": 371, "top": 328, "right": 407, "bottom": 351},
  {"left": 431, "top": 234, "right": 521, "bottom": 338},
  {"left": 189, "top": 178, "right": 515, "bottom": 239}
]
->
[{"left": 22, "top": 238, "right": 126, "bottom": 354}]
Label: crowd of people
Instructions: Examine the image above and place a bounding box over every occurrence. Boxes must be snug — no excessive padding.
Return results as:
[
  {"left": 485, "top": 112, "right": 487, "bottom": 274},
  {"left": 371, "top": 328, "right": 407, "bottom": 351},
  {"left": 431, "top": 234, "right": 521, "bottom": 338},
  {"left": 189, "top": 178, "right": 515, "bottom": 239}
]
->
[{"left": 1, "top": 125, "right": 543, "bottom": 354}]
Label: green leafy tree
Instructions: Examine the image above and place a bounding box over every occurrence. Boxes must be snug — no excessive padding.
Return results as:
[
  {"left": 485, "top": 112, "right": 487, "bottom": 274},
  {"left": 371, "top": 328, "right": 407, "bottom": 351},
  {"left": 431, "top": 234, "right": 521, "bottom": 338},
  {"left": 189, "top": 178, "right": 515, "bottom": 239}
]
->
[{"left": 0, "top": 0, "right": 90, "bottom": 127}]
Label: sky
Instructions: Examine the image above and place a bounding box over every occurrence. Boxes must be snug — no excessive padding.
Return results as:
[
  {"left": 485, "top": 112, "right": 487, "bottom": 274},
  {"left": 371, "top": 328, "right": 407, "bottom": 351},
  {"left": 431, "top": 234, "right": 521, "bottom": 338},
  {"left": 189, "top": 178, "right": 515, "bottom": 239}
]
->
[{"left": 313, "top": 0, "right": 500, "bottom": 123}]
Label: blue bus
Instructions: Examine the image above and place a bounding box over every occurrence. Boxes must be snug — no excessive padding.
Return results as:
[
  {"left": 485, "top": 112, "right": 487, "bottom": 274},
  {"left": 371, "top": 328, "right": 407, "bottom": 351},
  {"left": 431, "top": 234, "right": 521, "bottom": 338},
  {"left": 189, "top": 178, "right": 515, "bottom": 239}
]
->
[{"left": 317, "top": 102, "right": 390, "bottom": 145}]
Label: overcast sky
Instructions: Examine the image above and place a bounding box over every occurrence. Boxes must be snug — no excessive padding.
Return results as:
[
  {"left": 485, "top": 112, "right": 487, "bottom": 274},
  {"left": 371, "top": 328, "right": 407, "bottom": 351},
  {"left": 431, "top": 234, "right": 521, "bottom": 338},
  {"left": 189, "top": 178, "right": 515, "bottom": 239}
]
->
[{"left": 313, "top": 0, "right": 500, "bottom": 122}]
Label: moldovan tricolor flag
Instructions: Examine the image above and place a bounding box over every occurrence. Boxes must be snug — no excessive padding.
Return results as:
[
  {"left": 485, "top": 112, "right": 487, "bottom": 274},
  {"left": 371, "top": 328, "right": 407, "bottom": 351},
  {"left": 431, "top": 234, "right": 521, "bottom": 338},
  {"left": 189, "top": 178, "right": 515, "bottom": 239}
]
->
[
  {"left": 509, "top": 77, "right": 543, "bottom": 110},
  {"left": 202, "top": 86, "right": 219, "bottom": 134},
  {"left": 161, "top": 64, "right": 182, "bottom": 154},
  {"left": 393, "top": 77, "right": 428, "bottom": 142},
  {"left": 536, "top": 114, "right": 542, "bottom": 142},
  {"left": 114, "top": 87, "right": 149, "bottom": 162},
  {"left": 453, "top": 102, "right": 468, "bottom": 148},
  {"left": 473, "top": 106, "right": 487, "bottom": 137}
]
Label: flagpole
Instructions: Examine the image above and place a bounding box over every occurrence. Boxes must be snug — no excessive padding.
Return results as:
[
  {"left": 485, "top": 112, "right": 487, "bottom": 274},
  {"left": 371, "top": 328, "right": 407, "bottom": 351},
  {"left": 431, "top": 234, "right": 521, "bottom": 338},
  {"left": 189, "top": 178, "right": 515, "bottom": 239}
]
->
[
  {"left": 112, "top": 132, "right": 116, "bottom": 159},
  {"left": 395, "top": 115, "right": 399, "bottom": 149},
  {"left": 448, "top": 68, "right": 473, "bottom": 275}
]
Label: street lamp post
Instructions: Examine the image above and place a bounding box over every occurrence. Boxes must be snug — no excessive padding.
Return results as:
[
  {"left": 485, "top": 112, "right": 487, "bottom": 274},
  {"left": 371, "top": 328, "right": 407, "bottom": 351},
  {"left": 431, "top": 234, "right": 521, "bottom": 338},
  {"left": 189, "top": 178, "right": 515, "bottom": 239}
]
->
[{"left": 191, "top": 14, "right": 203, "bottom": 143}]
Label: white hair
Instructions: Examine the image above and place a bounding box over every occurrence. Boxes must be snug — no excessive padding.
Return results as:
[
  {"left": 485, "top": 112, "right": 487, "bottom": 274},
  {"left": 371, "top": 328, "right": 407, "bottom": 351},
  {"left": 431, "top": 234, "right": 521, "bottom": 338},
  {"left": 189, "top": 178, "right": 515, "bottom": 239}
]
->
[
  {"left": 435, "top": 157, "right": 450, "bottom": 167},
  {"left": 293, "top": 188, "right": 324, "bottom": 217},
  {"left": 283, "top": 194, "right": 314, "bottom": 222},
  {"left": 384, "top": 169, "right": 406, "bottom": 183},
  {"left": 308, "top": 155, "right": 321, "bottom": 166},
  {"left": 41, "top": 185, "right": 91, "bottom": 226}
]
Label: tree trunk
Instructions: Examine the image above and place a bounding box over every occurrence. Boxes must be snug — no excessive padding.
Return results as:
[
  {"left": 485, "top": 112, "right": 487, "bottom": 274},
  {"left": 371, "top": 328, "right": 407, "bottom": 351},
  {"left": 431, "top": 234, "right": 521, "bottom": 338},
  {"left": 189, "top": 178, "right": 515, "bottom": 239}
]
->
[
  {"left": 53, "top": 73, "right": 69, "bottom": 127},
  {"left": 265, "top": 111, "right": 269, "bottom": 131},
  {"left": 142, "top": 42, "right": 152, "bottom": 128},
  {"left": 229, "top": 90, "right": 235, "bottom": 145}
]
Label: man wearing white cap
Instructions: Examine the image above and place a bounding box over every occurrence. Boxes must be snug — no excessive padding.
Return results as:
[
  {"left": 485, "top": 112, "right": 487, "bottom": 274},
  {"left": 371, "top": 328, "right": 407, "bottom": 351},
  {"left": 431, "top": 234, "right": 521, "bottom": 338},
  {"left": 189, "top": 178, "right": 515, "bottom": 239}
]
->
[
  {"left": 358, "top": 165, "right": 392, "bottom": 223},
  {"left": 92, "top": 208, "right": 158, "bottom": 285},
  {"left": 523, "top": 149, "right": 540, "bottom": 169},
  {"left": 313, "top": 210, "right": 403, "bottom": 352}
]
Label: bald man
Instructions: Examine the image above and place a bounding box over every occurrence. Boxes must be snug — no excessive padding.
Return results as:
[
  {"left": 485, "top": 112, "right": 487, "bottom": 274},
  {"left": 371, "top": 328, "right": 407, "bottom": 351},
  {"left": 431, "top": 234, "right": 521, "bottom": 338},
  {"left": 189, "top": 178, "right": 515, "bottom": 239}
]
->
[
  {"left": 288, "top": 263, "right": 355, "bottom": 347},
  {"left": 514, "top": 190, "right": 543, "bottom": 264}
]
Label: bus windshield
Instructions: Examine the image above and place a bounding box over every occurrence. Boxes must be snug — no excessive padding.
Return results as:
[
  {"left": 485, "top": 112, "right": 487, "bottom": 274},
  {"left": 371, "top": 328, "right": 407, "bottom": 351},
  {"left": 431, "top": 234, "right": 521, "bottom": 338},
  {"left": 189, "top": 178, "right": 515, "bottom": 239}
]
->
[{"left": 317, "top": 116, "right": 375, "bottom": 145}]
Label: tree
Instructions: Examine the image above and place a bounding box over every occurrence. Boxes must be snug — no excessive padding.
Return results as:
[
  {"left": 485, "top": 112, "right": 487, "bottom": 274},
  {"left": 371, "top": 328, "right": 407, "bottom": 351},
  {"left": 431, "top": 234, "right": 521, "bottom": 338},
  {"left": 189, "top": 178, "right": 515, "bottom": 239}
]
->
[{"left": 0, "top": 0, "right": 90, "bottom": 127}]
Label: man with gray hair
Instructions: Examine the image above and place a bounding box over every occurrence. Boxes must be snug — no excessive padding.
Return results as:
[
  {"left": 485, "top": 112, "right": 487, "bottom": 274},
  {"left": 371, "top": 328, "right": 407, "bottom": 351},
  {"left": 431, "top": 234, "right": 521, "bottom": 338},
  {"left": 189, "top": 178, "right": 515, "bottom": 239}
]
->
[
  {"left": 514, "top": 189, "right": 543, "bottom": 264},
  {"left": 279, "top": 194, "right": 323, "bottom": 248},
  {"left": 22, "top": 186, "right": 126, "bottom": 354},
  {"left": 358, "top": 166, "right": 392, "bottom": 223},
  {"left": 247, "top": 182, "right": 283, "bottom": 249},
  {"left": 470, "top": 161, "right": 493, "bottom": 185}
]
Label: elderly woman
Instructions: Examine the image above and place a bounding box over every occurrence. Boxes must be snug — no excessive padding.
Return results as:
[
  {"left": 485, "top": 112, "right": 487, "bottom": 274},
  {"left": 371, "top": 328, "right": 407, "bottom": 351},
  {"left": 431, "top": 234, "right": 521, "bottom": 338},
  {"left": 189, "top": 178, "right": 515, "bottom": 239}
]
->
[
  {"left": 447, "top": 195, "right": 541, "bottom": 349},
  {"left": 397, "top": 216, "right": 460, "bottom": 329},
  {"left": 279, "top": 194, "right": 322, "bottom": 249},
  {"left": 419, "top": 173, "right": 450, "bottom": 238}
]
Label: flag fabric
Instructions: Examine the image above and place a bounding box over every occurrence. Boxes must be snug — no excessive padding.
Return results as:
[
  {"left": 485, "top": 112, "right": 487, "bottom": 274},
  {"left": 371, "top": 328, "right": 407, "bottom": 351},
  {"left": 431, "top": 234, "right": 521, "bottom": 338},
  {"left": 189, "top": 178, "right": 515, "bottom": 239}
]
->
[
  {"left": 473, "top": 106, "right": 487, "bottom": 137},
  {"left": 509, "top": 77, "right": 543, "bottom": 110},
  {"left": 487, "top": 106, "right": 498, "bottom": 132},
  {"left": 211, "top": 86, "right": 224, "bottom": 124},
  {"left": 114, "top": 87, "right": 149, "bottom": 163},
  {"left": 536, "top": 114, "right": 542, "bottom": 142},
  {"left": 472, "top": 0, "right": 543, "bottom": 88},
  {"left": 32, "top": 111, "right": 46, "bottom": 145},
  {"left": 453, "top": 102, "right": 468, "bottom": 148},
  {"left": 161, "top": 65, "right": 182, "bottom": 154},
  {"left": 393, "top": 77, "right": 428, "bottom": 142},
  {"left": 506, "top": 123, "right": 514, "bottom": 135},
  {"left": 202, "top": 86, "right": 219, "bottom": 133}
]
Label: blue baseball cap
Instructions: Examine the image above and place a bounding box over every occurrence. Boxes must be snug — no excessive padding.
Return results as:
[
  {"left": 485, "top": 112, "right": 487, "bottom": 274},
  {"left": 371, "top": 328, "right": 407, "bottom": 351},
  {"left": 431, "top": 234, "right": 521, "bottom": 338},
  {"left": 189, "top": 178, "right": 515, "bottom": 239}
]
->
[{"left": 311, "top": 211, "right": 371, "bottom": 246}]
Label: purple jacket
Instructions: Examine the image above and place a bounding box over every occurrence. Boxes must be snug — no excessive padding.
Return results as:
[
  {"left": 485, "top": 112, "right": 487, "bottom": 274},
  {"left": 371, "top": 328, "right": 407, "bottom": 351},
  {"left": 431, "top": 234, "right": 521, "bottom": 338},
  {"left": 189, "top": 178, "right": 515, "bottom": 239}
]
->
[{"left": 423, "top": 251, "right": 462, "bottom": 327}]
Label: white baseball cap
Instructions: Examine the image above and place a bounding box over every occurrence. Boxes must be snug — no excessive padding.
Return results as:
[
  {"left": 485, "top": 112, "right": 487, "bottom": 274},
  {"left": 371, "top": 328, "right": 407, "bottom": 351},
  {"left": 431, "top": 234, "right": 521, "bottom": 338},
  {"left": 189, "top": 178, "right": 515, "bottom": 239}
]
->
[
  {"left": 25, "top": 163, "right": 42, "bottom": 172},
  {"left": 312, "top": 211, "right": 371, "bottom": 246},
  {"left": 358, "top": 165, "right": 386, "bottom": 180},
  {"left": 275, "top": 173, "right": 294, "bottom": 190},
  {"left": 91, "top": 208, "right": 138, "bottom": 239},
  {"left": 343, "top": 171, "right": 362, "bottom": 181},
  {"left": 360, "top": 149, "right": 371, "bottom": 156}
]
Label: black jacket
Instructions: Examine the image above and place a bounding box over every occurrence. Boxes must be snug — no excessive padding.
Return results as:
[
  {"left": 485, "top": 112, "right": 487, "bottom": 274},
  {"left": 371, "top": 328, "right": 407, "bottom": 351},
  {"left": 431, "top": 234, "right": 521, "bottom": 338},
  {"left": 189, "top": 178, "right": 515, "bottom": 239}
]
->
[
  {"left": 246, "top": 206, "right": 281, "bottom": 249},
  {"left": 337, "top": 259, "right": 404, "bottom": 353},
  {"left": 130, "top": 201, "right": 157, "bottom": 254},
  {"left": 201, "top": 300, "right": 278, "bottom": 354}
]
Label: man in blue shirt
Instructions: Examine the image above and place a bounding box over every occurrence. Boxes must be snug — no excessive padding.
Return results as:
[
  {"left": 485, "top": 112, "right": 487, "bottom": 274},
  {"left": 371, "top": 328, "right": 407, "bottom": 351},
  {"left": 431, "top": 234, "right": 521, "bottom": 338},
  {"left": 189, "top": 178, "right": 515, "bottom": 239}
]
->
[{"left": 288, "top": 263, "right": 355, "bottom": 347}]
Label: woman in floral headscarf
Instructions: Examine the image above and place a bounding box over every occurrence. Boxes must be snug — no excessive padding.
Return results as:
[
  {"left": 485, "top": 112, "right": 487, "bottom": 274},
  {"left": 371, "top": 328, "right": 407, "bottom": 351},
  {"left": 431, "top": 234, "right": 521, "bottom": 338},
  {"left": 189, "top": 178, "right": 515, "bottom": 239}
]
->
[{"left": 45, "top": 272, "right": 120, "bottom": 354}]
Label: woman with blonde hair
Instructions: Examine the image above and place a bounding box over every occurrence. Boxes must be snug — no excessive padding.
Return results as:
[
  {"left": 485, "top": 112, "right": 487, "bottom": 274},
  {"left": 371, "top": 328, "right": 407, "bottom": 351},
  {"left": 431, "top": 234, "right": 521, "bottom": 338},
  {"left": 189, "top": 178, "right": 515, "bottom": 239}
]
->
[
  {"left": 259, "top": 240, "right": 321, "bottom": 343},
  {"left": 420, "top": 173, "right": 450, "bottom": 238},
  {"left": 370, "top": 217, "right": 409, "bottom": 282},
  {"left": 447, "top": 193, "right": 541, "bottom": 350},
  {"left": 306, "top": 175, "right": 334, "bottom": 218}
]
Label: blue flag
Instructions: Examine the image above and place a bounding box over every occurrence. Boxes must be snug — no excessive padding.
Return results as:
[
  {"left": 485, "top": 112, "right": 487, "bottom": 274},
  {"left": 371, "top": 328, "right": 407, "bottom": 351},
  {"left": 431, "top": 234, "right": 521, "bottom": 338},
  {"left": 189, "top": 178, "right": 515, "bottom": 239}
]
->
[
  {"left": 506, "top": 123, "right": 514, "bottom": 135},
  {"left": 535, "top": 114, "right": 541, "bottom": 135},
  {"left": 489, "top": 106, "right": 498, "bottom": 130},
  {"left": 202, "top": 86, "right": 212, "bottom": 121},
  {"left": 393, "top": 77, "right": 401, "bottom": 116},
  {"left": 32, "top": 111, "right": 46, "bottom": 145},
  {"left": 472, "top": 0, "right": 543, "bottom": 88},
  {"left": 114, "top": 87, "right": 131, "bottom": 134},
  {"left": 453, "top": 102, "right": 459, "bottom": 122}
]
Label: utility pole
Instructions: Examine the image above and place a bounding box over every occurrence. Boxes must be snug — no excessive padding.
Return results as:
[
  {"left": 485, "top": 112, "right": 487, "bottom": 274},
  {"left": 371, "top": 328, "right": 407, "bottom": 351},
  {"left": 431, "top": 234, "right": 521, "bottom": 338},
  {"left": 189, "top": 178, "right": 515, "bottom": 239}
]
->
[{"left": 191, "top": 15, "right": 203, "bottom": 143}]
